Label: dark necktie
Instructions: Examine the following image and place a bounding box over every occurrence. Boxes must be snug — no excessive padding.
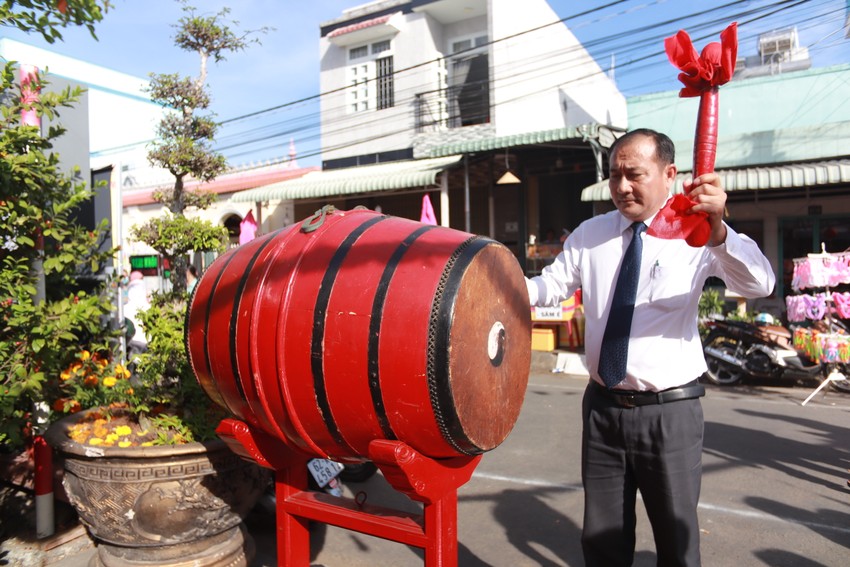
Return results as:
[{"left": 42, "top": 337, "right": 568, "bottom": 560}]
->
[{"left": 598, "top": 222, "right": 646, "bottom": 389}]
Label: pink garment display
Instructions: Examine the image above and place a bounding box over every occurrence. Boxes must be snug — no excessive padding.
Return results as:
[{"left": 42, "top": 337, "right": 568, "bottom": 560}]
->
[
  {"left": 832, "top": 292, "right": 850, "bottom": 319},
  {"left": 792, "top": 254, "right": 850, "bottom": 291},
  {"left": 420, "top": 194, "right": 437, "bottom": 225},
  {"left": 239, "top": 210, "right": 258, "bottom": 245},
  {"left": 787, "top": 252, "right": 850, "bottom": 365},
  {"left": 785, "top": 295, "right": 808, "bottom": 323}
]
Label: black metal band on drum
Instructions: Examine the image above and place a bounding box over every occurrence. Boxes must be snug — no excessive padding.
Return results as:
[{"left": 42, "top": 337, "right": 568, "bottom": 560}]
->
[
  {"left": 311, "top": 215, "right": 387, "bottom": 453},
  {"left": 428, "top": 236, "right": 491, "bottom": 456},
  {"left": 199, "top": 248, "right": 244, "bottom": 415},
  {"left": 228, "top": 231, "right": 282, "bottom": 406},
  {"left": 368, "top": 224, "right": 438, "bottom": 440}
]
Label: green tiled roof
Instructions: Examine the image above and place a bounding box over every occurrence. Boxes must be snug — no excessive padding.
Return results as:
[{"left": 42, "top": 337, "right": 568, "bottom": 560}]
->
[
  {"left": 581, "top": 159, "right": 850, "bottom": 201},
  {"left": 424, "top": 124, "right": 601, "bottom": 158},
  {"left": 232, "top": 155, "right": 463, "bottom": 202}
]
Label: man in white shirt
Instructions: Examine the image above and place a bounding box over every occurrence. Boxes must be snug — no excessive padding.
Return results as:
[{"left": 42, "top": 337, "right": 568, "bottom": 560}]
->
[{"left": 527, "top": 129, "right": 774, "bottom": 566}]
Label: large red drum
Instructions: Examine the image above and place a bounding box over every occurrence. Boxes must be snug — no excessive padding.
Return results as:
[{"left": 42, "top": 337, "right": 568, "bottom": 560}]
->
[{"left": 186, "top": 207, "right": 531, "bottom": 460}]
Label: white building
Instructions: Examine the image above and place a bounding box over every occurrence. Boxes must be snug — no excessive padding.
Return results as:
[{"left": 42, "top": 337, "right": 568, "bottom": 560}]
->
[
  {"left": 236, "top": 0, "right": 627, "bottom": 266},
  {"left": 317, "top": 0, "right": 625, "bottom": 165}
]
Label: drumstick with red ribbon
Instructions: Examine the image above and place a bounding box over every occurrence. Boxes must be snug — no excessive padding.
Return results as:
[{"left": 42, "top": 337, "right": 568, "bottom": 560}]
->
[{"left": 648, "top": 22, "right": 737, "bottom": 247}]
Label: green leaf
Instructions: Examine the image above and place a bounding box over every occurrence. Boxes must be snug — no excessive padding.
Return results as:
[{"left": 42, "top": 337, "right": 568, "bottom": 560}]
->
[{"left": 43, "top": 257, "right": 61, "bottom": 271}]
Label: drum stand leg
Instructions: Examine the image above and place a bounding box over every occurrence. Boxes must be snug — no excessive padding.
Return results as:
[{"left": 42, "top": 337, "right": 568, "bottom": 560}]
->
[{"left": 216, "top": 419, "right": 481, "bottom": 567}]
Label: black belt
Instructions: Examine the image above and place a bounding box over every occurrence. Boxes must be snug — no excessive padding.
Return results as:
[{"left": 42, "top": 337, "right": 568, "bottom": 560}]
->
[{"left": 590, "top": 379, "right": 705, "bottom": 408}]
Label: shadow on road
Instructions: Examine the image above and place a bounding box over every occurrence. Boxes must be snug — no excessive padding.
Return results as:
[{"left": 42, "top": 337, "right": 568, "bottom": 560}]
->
[
  {"left": 703, "top": 408, "right": 849, "bottom": 492},
  {"left": 492, "top": 487, "right": 580, "bottom": 566},
  {"left": 753, "top": 548, "right": 834, "bottom": 567},
  {"left": 745, "top": 495, "right": 850, "bottom": 551}
]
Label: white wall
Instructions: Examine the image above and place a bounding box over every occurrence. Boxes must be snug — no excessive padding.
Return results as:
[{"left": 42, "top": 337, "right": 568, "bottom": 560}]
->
[
  {"left": 0, "top": 38, "right": 161, "bottom": 172},
  {"left": 489, "top": 0, "right": 626, "bottom": 135},
  {"left": 320, "top": 12, "right": 444, "bottom": 162}
]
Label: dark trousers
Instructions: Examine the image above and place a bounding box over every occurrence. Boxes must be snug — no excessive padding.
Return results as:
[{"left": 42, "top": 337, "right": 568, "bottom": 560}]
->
[{"left": 581, "top": 382, "right": 704, "bottom": 567}]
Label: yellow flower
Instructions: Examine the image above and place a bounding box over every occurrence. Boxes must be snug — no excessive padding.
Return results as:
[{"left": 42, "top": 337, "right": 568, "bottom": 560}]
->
[
  {"left": 115, "top": 425, "right": 132, "bottom": 437},
  {"left": 140, "top": 441, "right": 154, "bottom": 447},
  {"left": 105, "top": 433, "right": 119, "bottom": 443},
  {"left": 60, "top": 370, "right": 71, "bottom": 381},
  {"left": 115, "top": 364, "right": 131, "bottom": 379},
  {"left": 103, "top": 376, "right": 117, "bottom": 388},
  {"left": 118, "top": 441, "right": 132, "bottom": 448},
  {"left": 69, "top": 429, "right": 89, "bottom": 444},
  {"left": 88, "top": 438, "right": 103, "bottom": 446},
  {"left": 80, "top": 351, "right": 91, "bottom": 361}
]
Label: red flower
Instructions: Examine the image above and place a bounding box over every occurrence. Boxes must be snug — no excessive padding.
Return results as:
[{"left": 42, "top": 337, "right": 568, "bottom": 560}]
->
[{"left": 665, "top": 23, "right": 737, "bottom": 98}]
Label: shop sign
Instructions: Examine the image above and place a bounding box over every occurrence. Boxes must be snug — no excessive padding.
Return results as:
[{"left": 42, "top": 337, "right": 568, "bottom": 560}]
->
[{"left": 533, "top": 306, "right": 563, "bottom": 321}]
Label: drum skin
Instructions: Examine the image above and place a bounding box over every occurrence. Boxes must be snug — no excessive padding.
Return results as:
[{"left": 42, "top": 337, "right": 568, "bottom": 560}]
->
[{"left": 186, "top": 207, "right": 531, "bottom": 460}]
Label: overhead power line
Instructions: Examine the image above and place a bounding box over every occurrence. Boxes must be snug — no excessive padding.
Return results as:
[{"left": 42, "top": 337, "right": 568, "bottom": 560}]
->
[
  {"left": 105, "top": 0, "right": 845, "bottom": 166},
  {"left": 216, "top": 0, "right": 833, "bottom": 163}
]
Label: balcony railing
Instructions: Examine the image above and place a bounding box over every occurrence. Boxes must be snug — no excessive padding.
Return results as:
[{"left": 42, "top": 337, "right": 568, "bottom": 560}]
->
[{"left": 415, "top": 79, "right": 491, "bottom": 132}]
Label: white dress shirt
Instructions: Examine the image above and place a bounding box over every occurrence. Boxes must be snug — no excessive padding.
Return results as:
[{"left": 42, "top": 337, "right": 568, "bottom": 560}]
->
[{"left": 527, "top": 209, "right": 775, "bottom": 391}]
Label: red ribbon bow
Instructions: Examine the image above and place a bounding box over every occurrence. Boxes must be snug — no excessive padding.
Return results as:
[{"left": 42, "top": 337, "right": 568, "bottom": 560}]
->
[
  {"left": 665, "top": 23, "right": 737, "bottom": 98},
  {"left": 648, "top": 23, "right": 737, "bottom": 247}
]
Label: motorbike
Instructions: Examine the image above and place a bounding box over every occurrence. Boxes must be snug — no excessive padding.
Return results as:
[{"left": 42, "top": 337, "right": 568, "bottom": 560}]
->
[{"left": 701, "top": 313, "right": 850, "bottom": 393}]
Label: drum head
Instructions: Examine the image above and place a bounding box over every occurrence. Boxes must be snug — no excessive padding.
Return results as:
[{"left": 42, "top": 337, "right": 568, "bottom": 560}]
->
[{"left": 430, "top": 240, "right": 531, "bottom": 454}]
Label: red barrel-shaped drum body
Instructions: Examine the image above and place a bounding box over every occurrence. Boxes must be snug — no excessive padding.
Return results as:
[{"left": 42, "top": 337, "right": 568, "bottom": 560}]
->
[{"left": 187, "top": 208, "right": 530, "bottom": 460}]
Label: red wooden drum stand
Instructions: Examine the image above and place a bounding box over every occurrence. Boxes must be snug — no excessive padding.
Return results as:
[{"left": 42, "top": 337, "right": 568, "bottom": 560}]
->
[{"left": 218, "top": 419, "right": 481, "bottom": 567}]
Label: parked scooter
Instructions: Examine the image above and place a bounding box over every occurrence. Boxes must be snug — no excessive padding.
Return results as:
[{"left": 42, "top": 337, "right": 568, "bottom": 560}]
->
[{"left": 702, "top": 313, "right": 850, "bottom": 392}]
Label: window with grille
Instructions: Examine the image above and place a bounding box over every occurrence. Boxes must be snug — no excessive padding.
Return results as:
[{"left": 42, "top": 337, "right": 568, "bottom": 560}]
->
[
  {"left": 345, "top": 39, "right": 394, "bottom": 113},
  {"left": 376, "top": 56, "right": 394, "bottom": 110},
  {"left": 372, "top": 40, "right": 390, "bottom": 54},
  {"left": 451, "top": 35, "right": 488, "bottom": 54},
  {"left": 349, "top": 45, "right": 368, "bottom": 60}
]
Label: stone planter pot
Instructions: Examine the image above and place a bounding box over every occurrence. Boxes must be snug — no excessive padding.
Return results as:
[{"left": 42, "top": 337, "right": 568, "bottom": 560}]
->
[{"left": 45, "top": 410, "right": 269, "bottom": 567}]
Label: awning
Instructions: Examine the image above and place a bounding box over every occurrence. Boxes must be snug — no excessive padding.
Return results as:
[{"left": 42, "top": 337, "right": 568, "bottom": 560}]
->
[
  {"left": 326, "top": 12, "right": 400, "bottom": 46},
  {"left": 424, "top": 124, "right": 611, "bottom": 158},
  {"left": 231, "top": 155, "right": 463, "bottom": 203},
  {"left": 580, "top": 159, "right": 850, "bottom": 201}
]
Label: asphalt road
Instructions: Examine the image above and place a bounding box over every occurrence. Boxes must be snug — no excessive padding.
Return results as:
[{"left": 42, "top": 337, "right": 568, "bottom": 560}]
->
[{"left": 245, "top": 372, "right": 850, "bottom": 567}]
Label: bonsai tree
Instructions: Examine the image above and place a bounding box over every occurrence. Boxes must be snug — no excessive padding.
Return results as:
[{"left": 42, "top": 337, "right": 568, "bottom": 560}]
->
[
  {"left": 125, "top": 1, "right": 268, "bottom": 443},
  {"left": 132, "top": 1, "right": 269, "bottom": 294},
  {"left": 0, "top": 0, "right": 113, "bottom": 449}
]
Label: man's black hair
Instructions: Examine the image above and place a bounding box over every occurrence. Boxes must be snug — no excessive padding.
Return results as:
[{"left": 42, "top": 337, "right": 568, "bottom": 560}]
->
[{"left": 609, "top": 128, "right": 676, "bottom": 166}]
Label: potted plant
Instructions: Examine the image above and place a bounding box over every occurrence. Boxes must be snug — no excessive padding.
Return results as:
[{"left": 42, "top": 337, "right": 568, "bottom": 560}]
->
[{"left": 40, "top": 3, "right": 271, "bottom": 566}]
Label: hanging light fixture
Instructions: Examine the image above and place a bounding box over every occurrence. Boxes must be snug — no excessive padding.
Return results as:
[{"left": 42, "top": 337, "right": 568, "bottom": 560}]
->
[{"left": 497, "top": 149, "right": 521, "bottom": 184}]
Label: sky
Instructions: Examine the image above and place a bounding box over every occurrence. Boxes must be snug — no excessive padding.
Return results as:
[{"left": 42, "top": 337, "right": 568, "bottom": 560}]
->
[{"left": 2, "top": 0, "right": 848, "bottom": 168}]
